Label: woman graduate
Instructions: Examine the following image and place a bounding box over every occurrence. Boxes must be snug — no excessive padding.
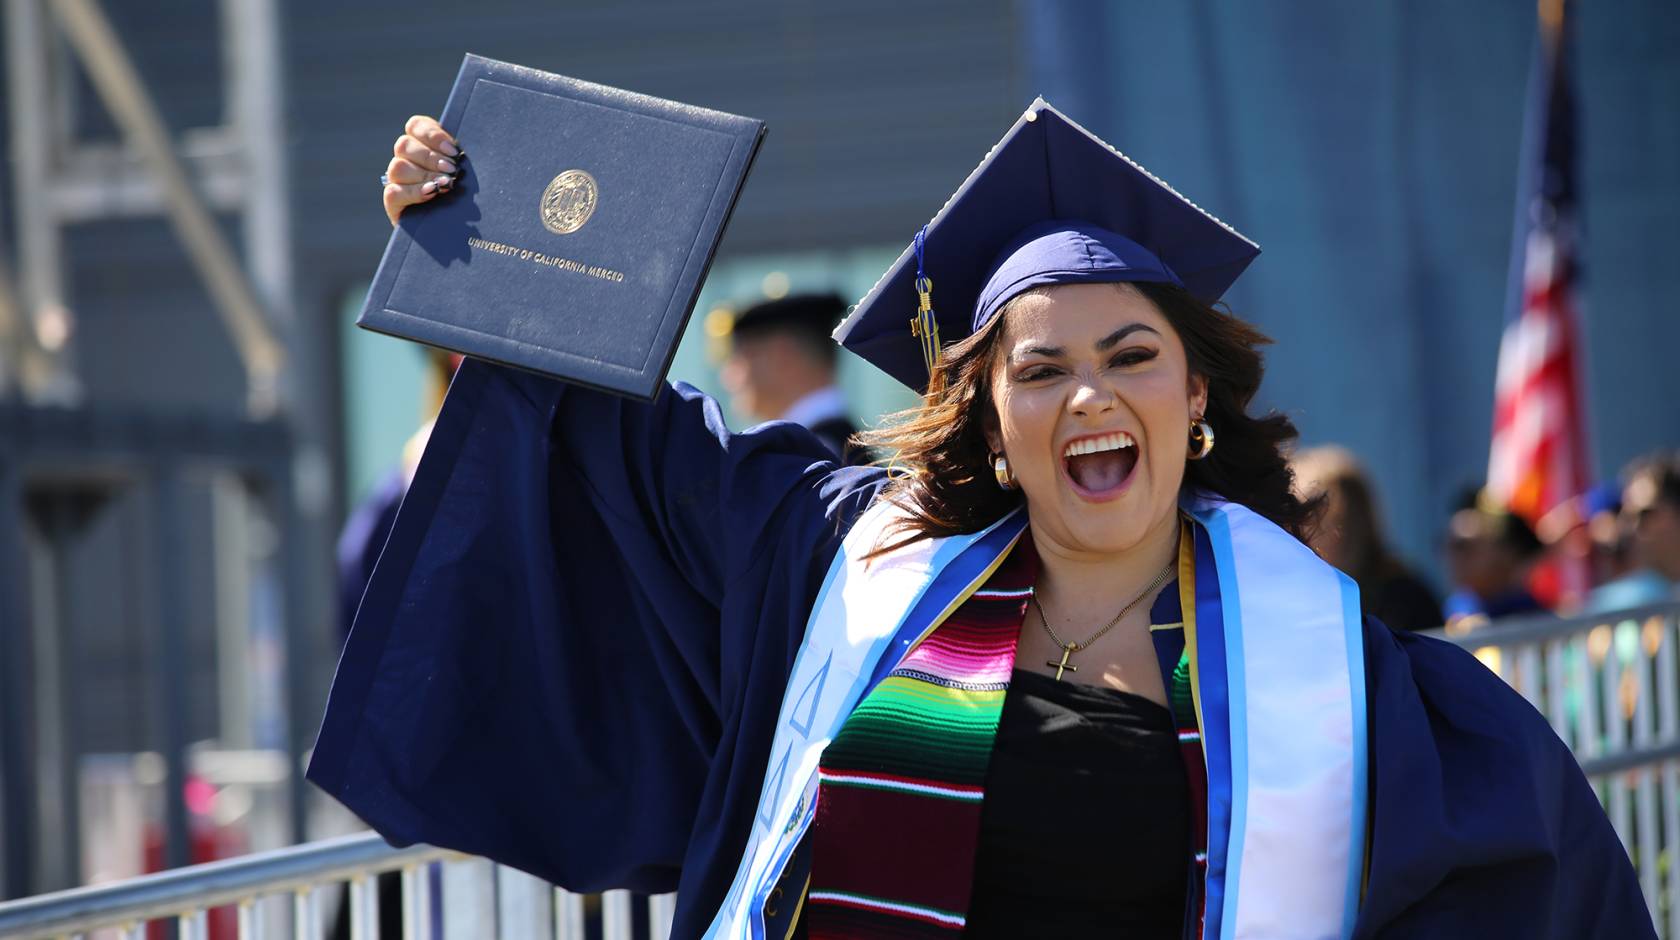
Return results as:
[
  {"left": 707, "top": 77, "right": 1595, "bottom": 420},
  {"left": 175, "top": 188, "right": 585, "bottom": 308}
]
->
[{"left": 314, "top": 102, "right": 1653, "bottom": 938}]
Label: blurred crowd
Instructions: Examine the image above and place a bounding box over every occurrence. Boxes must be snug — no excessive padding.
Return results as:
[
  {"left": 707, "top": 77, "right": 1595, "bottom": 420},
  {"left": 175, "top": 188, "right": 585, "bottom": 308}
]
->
[{"left": 1292, "top": 446, "right": 1680, "bottom": 633}]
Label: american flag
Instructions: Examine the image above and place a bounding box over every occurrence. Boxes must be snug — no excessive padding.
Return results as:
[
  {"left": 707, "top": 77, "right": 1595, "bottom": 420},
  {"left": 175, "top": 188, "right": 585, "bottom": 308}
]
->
[{"left": 1487, "top": 0, "right": 1591, "bottom": 579}]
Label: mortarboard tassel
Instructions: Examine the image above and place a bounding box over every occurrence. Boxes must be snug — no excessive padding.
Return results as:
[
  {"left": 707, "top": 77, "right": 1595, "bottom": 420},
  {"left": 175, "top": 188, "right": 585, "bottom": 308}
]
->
[{"left": 910, "top": 226, "right": 945, "bottom": 396}]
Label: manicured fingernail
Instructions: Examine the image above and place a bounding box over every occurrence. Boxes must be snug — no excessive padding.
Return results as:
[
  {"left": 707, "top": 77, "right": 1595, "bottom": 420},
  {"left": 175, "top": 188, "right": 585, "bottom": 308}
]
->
[
  {"left": 437, "top": 157, "right": 457, "bottom": 174},
  {"left": 434, "top": 175, "right": 453, "bottom": 191},
  {"left": 422, "top": 180, "right": 438, "bottom": 194},
  {"left": 439, "top": 140, "right": 459, "bottom": 157}
]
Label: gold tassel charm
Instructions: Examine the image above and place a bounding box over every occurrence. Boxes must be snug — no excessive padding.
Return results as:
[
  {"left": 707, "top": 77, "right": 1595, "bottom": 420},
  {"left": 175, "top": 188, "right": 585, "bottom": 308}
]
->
[{"left": 910, "top": 227, "right": 945, "bottom": 396}]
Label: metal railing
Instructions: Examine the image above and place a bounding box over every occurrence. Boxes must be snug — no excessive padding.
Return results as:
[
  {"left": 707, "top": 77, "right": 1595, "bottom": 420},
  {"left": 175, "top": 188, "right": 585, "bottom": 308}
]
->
[
  {"left": 0, "top": 831, "right": 675, "bottom": 940},
  {"left": 1438, "top": 599, "right": 1680, "bottom": 937},
  {"left": 4, "top": 600, "right": 1677, "bottom": 939}
]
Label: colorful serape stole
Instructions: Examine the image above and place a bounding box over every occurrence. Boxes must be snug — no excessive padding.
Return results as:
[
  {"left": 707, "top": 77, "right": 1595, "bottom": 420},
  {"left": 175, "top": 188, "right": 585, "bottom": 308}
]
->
[{"left": 803, "top": 533, "right": 1038, "bottom": 937}]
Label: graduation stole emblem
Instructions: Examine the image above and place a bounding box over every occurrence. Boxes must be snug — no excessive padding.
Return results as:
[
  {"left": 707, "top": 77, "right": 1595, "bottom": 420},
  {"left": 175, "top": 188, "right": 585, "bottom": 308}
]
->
[{"left": 702, "top": 494, "right": 1369, "bottom": 940}]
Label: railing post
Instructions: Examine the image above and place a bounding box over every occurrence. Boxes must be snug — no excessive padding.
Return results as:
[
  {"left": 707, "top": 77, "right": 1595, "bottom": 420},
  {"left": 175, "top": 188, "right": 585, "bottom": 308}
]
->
[
  {"left": 238, "top": 898, "right": 262, "bottom": 940},
  {"left": 493, "top": 866, "right": 551, "bottom": 938},
  {"left": 1575, "top": 630, "right": 1599, "bottom": 761},
  {"left": 1544, "top": 637, "right": 1569, "bottom": 750},
  {"left": 439, "top": 858, "right": 494, "bottom": 938},
  {"left": 552, "top": 888, "right": 585, "bottom": 940},
  {"left": 600, "top": 890, "right": 633, "bottom": 940},
  {"left": 347, "top": 875, "right": 375, "bottom": 940},
  {"left": 400, "top": 864, "right": 431, "bottom": 940},
  {"left": 179, "top": 907, "right": 207, "bottom": 940},
  {"left": 648, "top": 894, "right": 677, "bottom": 940},
  {"left": 1515, "top": 644, "right": 1543, "bottom": 710},
  {"left": 291, "top": 885, "right": 317, "bottom": 940}
]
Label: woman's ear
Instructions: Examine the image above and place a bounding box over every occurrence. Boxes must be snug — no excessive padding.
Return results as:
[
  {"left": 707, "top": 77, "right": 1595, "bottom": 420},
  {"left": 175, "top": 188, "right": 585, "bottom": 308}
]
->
[
  {"left": 1189, "top": 373, "right": 1210, "bottom": 419},
  {"left": 982, "top": 409, "right": 1003, "bottom": 456}
]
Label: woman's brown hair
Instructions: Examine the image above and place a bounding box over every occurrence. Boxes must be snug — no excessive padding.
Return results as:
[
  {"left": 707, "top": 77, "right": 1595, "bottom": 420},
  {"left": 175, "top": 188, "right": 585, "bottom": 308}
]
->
[{"left": 861, "top": 281, "right": 1317, "bottom": 553}]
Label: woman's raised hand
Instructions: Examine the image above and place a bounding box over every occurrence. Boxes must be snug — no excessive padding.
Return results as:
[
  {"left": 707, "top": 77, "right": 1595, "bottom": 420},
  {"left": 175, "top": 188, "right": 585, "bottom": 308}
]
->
[{"left": 382, "top": 115, "right": 463, "bottom": 226}]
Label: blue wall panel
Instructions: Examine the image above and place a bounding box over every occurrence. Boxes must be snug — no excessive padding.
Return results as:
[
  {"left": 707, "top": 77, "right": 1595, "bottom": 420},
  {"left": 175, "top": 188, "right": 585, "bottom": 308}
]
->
[{"left": 1027, "top": 0, "right": 1680, "bottom": 577}]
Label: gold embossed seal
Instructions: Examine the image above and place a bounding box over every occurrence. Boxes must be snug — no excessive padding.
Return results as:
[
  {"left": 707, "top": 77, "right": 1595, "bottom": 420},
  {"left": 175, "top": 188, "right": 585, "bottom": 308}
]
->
[{"left": 539, "top": 169, "right": 599, "bottom": 235}]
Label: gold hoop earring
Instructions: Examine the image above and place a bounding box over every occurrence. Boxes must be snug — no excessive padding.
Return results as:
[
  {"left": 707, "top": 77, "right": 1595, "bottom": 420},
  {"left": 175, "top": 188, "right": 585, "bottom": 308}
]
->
[
  {"left": 1188, "top": 418, "right": 1215, "bottom": 460},
  {"left": 992, "top": 454, "right": 1017, "bottom": 490}
]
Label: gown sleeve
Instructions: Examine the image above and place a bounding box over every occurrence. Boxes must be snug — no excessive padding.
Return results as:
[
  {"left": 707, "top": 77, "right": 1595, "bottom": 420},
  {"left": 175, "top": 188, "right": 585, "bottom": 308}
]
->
[
  {"left": 307, "top": 359, "right": 888, "bottom": 909},
  {"left": 1355, "top": 619, "right": 1656, "bottom": 938}
]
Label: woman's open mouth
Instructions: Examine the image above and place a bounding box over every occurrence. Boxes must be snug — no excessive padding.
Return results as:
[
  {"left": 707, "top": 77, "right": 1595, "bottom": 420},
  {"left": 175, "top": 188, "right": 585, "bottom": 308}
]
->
[{"left": 1061, "top": 431, "right": 1139, "bottom": 501}]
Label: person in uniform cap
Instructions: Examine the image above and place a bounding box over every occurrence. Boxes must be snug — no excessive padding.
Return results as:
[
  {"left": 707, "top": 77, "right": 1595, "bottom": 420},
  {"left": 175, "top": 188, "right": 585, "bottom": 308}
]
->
[
  {"left": 719, "top": 292, "right": 865, "bottom": 463},
  {"left": 315, "top": 103, "right": 1651, "bottom": 938}
]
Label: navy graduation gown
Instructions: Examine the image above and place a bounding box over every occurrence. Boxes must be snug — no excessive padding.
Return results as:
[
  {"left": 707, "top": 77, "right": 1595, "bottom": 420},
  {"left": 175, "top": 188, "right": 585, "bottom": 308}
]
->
[
  {"left": 308, "top": 359, "right": 886, "bottom": 938},
  {"left": 1356, "top": 622, "right": 1653, "bottom": 938},
  {"left": 310, "top": 359, "right": 1651, "bottom": 938}
]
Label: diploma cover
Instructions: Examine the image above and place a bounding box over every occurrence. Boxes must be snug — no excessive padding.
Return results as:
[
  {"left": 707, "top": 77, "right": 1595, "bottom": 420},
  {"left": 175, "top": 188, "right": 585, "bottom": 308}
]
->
[{"left": 358, "top": 54, "right": 766, "bottom": 400}]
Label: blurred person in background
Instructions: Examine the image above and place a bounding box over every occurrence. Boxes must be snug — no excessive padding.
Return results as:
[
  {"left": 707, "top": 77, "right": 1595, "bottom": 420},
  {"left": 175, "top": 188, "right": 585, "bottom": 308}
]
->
[
  {"left": 336, "top": 347, "right": 461, "bottom": 642},
  {"left": 1292, "top": 445, "right": 1443, "bottom": 631},
  {"left": 1537, "top": 481, "right": 1627, "bottom": 598},
  {"left": 1587, "top": 452, "right": 1680, "bottom": 611},
  {"left": 1583, "top": 482, "right": 1635, "bottom": 587},
  {"left": 1443, "top": 486, "right": 1549, "bottom": 629},
  {"left": 718, "top": 292, "right": 867, "bottom": 464}
]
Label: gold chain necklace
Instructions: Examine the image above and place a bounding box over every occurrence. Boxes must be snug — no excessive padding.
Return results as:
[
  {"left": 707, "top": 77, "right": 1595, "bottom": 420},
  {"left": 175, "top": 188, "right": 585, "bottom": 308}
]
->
[{"left": 1035, "top": 558, "right": 1177, "bottom": 681}]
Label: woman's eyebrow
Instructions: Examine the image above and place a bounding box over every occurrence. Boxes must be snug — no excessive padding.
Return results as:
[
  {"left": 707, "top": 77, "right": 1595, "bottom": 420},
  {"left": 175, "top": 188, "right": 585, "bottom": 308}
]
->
[
  {"left": 1013, "top": 343, "right": 1063, "bottom": 360},
  {"left": 1095, "top": 322, "right": 1160, "bottom": 351}
]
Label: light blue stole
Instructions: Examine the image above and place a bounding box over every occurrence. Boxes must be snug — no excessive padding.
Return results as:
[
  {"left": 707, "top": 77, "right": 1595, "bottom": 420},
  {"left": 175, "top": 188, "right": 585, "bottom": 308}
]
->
[{"left": 704, "top": 493, "right": 1368, "bottom": 939}]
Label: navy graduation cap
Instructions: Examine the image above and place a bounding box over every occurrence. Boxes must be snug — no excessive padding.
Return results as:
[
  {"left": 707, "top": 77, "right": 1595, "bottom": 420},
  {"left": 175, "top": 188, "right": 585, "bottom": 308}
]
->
[{"left": 835, "top": 99, "right": 1260, "bottom": 392}]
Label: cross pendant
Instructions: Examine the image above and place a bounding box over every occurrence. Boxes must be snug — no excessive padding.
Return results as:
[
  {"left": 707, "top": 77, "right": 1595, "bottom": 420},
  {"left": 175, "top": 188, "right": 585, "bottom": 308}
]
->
[{"left": 1047, "top": 645, "right": 1079, "bottom": 681}]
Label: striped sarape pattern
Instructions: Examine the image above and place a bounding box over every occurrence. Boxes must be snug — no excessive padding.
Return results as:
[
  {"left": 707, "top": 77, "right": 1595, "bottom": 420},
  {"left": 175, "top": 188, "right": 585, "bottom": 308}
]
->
[{"left": 803, "top": 536, "right": 1037, "bottom": 938}]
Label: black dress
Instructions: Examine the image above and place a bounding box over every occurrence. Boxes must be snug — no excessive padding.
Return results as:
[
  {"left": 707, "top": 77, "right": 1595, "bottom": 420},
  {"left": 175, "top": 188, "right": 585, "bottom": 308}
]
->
[{"left": 966, "top": 669, "right": 1191, "bottom": 937}]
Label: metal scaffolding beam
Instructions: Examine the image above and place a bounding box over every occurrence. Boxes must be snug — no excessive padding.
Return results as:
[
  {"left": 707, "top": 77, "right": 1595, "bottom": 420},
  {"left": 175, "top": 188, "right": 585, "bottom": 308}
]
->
[
  {"left": 2, "top": 0, "right": 76, "bottom": 403},
  {"left": 45, "top": 0, "right": 286, "bottom": 414}
]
